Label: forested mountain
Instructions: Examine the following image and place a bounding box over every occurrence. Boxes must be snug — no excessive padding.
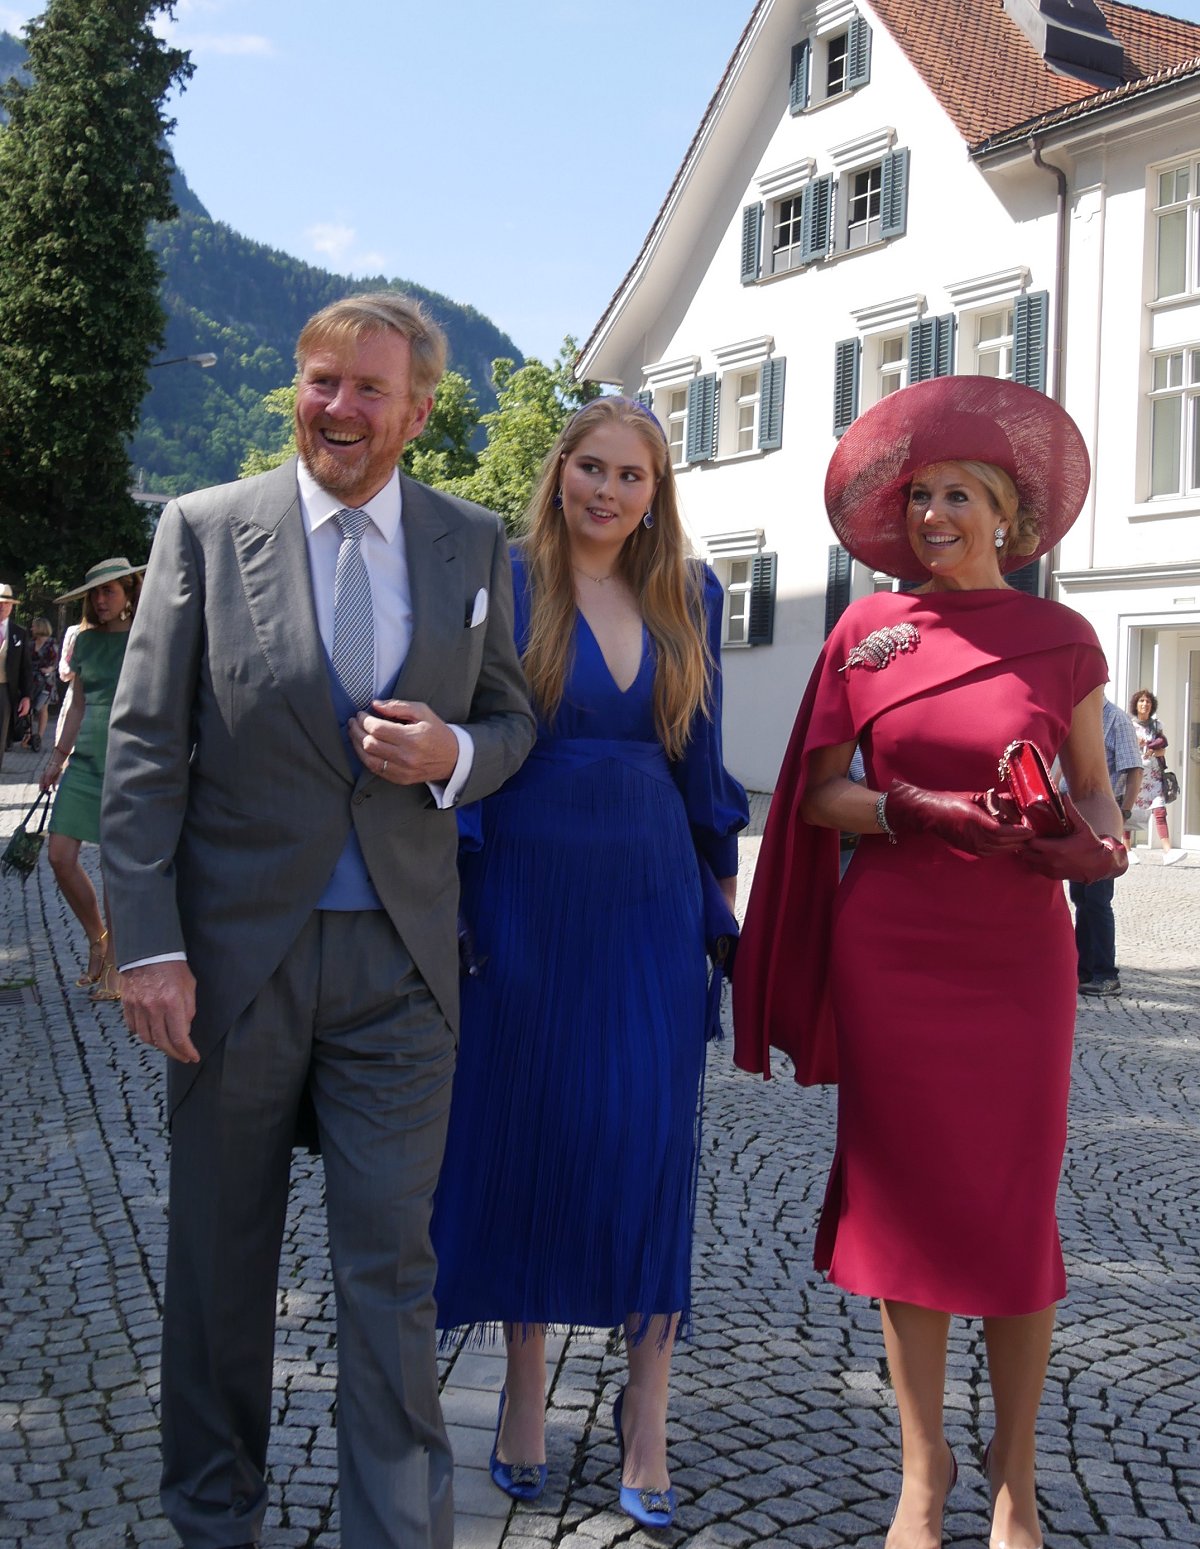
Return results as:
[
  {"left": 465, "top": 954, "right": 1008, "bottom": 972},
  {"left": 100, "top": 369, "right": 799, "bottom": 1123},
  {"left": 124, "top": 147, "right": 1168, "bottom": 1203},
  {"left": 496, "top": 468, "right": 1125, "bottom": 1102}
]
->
[
  {"left": 0, "top": 31, "right": 522, "bottom": 498},
  {"left": 138, "top": 175, "right": 522, "bottom": 495}
]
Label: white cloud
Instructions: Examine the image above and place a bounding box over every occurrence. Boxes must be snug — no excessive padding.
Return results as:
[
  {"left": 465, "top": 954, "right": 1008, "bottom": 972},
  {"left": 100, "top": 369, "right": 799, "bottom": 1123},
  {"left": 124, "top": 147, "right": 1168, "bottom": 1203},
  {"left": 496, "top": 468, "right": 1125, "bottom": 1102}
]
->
[
  {"left": 307, "top": 224, "right": 357, "bottom": 263},
  {"left": 0, "top": 7, "right": 34, "bottom": 33}
]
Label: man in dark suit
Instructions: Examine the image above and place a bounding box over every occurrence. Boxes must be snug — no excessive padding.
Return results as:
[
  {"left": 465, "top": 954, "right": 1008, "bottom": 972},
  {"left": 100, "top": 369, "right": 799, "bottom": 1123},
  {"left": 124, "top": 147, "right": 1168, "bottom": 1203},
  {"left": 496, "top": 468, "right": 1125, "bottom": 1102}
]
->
[
  {"left": 0, "top": 581, "right": 34, "bottom": 769},
  {"left": 101, "top": 293, "right": 535, "bottom": 1549}
]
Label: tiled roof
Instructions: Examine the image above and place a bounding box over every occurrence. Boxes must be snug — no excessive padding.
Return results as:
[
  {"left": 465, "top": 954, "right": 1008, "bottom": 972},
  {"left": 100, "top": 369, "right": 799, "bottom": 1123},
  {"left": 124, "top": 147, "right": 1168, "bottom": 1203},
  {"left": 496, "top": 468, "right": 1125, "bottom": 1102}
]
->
[{"left": 868, "top": 0, "right": 1200, "bottom": 148}]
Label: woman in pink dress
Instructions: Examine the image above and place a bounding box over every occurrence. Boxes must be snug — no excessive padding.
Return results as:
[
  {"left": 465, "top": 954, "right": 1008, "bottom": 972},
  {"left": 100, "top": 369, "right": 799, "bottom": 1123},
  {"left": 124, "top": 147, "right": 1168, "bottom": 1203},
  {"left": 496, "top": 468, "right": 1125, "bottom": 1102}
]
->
[{"left": 734, "top": 379, "right": 1125, "bottom": 1549}]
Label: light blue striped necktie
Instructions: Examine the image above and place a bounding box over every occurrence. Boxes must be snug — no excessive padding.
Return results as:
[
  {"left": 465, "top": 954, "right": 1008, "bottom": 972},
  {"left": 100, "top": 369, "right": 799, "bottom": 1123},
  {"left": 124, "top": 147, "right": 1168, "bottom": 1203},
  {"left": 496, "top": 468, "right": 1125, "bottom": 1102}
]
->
[{"left": 331, "top": 506, "right": 376, "bottom": 709}]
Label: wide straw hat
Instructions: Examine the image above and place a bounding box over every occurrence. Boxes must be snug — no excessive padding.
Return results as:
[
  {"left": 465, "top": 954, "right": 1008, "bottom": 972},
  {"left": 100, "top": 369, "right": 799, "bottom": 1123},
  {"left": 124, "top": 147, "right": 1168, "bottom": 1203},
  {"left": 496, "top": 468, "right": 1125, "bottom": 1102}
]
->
[
  {"left": 0, "top": 582, "right": 22, "bottom": 604},
  {"left": 824, "top": 376, "right": 1091, "bottom": 583},
  {"left": 57, "top": 557, "right": 147, "bottom": 602}
]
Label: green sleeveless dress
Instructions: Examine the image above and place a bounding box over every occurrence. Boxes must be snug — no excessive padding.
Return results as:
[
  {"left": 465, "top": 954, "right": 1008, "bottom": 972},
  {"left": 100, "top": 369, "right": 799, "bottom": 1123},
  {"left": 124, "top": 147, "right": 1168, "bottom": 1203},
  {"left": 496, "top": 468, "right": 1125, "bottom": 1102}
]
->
[{"left": 49, "top": 629, "right": 130, "bottom": 844}]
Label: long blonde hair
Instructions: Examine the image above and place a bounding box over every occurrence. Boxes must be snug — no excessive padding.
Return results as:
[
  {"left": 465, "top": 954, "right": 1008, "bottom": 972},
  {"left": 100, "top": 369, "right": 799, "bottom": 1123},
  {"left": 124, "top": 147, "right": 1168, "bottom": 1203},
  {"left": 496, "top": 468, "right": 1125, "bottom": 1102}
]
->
[{"left": 520, "top": 397, "right": 711, "bottom": 760}]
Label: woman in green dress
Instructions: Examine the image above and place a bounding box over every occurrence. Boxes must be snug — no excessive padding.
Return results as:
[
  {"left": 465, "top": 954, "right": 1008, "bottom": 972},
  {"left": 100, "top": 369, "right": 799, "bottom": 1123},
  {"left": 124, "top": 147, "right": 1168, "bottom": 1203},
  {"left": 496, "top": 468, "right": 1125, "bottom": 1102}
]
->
[{"left": 39, "top": 558, "right": 144, "bottom": 1001}]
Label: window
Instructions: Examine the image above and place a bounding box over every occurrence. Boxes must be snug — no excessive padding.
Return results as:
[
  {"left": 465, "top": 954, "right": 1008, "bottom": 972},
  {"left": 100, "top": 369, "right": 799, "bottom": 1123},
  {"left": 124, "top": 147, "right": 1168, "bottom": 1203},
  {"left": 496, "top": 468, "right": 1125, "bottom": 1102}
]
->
[
  {"left": 975, "top": 308, "right": 1014, "bottom": 377},
  {"left": 878, "top": 333, "right": 907, "bottom": 398},
  {"left": 665, "top": 388, "right": 687, "bottom": 466},
  {"left": 1155, "top": 161, "right": 1196, "bottom": 300},
  {"left": 826, "top": 32, "right": 849, "bottom": 97},
  {"left": 1148, "top": 347, "right": 1200, "bottom": 497},
  {"left": 716, "top": 553, "right": 776, "bottom": 646},
  {"left": 713, "top": 355, "right": 787, "bottom": 456},
  {"left": 772, "top": 194, "right": 806, "bottom": 274},
  {"left": 725, "top": 558, "right": 753, "bottom": 644},
  {"left": 846, "top": 162, "right": 882, "bottom": 250},
  {"left": 743, "top": 148, "right": 906, "bottom": 282},
  {"left": 734, "top": 371, "right": 760, "bottom": 452},
  {"left": 790, "top": 15, "right": 871, "bottom": 112}
]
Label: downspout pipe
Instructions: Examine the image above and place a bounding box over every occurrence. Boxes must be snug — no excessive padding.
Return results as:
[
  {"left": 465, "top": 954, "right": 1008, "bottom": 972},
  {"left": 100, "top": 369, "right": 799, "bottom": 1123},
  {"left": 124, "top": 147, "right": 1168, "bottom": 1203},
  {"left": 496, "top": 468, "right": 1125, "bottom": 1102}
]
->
[{"left": 1029, "top": 136, "right": 1068, "bottom": 403}]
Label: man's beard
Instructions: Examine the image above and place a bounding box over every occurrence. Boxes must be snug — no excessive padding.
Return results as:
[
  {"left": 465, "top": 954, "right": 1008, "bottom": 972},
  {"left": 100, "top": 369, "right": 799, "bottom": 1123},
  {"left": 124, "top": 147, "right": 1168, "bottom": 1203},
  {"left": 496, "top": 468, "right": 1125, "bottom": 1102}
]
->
[{"left": 296, "top": 419, "right": 392, "bottom": 501}]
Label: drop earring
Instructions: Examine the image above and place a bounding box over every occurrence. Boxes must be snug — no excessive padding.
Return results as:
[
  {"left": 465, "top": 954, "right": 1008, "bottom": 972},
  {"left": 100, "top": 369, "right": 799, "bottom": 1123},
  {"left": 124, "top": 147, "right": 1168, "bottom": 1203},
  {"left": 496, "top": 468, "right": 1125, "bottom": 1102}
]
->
[
  {"left": 642, "top": 509, "right": 655, "bottom": 529},
  {"left": 552, "top": 490, "right": 563, "bottom": 510},
  {"left": 994, "top": 527, "right": 1006, "bottom": 549}
]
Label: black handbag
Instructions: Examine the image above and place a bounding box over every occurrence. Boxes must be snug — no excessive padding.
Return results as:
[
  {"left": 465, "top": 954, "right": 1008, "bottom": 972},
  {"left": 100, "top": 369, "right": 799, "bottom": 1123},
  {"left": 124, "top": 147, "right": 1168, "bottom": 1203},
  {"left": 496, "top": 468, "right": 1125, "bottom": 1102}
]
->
[{"left": 1, "top": 790, "right": 52, "bottom": 882}]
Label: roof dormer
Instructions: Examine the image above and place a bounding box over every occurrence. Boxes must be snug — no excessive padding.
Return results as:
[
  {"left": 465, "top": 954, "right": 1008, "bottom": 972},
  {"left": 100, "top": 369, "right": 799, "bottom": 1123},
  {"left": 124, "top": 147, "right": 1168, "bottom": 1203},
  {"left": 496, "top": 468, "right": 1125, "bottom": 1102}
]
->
[{"left": 1002, "top": 0, "right": 1124, "bottom": 87}]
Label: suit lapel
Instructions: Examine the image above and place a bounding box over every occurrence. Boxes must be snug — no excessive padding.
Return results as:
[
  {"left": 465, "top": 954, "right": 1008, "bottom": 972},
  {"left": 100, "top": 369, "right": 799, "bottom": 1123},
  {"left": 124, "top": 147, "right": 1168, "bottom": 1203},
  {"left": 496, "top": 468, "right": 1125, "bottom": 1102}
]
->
[
  {"left": 390, "top": 474, "right": 462, "bottom": 705},
  {"left": 230, "top": 458, "right": 350, "bottom": 782}
]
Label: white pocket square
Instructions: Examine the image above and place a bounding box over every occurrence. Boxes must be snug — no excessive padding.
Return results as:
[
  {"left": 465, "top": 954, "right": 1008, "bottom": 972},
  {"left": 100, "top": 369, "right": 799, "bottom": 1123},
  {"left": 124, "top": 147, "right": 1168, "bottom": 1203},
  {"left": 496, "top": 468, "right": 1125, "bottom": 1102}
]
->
[{"left": 469, "top": 587, "right": 488, "bottom": 628}]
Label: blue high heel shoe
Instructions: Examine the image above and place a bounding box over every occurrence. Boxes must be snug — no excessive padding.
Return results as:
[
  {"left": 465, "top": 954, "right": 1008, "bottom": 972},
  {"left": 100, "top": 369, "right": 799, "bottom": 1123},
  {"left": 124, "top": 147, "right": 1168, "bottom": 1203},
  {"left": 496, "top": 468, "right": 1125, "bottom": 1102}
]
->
[
  {"left": 613, "top": 1386, "right": 676, "bottom": 1530},
  {"left": 488, "top": 1390, "right": 547, "bottom": 1502}
]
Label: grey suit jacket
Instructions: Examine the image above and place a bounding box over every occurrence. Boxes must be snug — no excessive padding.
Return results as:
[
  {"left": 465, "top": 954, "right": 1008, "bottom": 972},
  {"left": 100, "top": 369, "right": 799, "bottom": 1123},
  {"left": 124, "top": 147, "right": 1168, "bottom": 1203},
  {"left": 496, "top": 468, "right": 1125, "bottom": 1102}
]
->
[{"left": 101, "top": 459, "right": 534, "bottom": 1104}]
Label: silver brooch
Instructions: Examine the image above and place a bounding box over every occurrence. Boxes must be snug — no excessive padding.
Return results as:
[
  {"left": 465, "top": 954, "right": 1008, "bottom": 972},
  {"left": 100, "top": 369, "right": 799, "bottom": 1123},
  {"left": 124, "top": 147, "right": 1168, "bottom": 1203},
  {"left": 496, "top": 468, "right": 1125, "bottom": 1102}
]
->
[{"left": 840, "top": 622, "right": 920, "bottom": 673}]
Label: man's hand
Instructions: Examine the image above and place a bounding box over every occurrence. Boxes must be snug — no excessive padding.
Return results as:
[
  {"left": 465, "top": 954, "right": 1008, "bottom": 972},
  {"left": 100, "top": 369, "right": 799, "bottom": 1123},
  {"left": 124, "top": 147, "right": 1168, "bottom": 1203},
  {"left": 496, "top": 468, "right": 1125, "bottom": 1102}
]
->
[
  {"left": 352, "top": 700, "right": 459, "bottom": 785},
  {"left": 17, "top": 696, "right": 30, "bottom": 719},
  {"left": 121, "top": 960, "right": 200, "bottom": 1064}
]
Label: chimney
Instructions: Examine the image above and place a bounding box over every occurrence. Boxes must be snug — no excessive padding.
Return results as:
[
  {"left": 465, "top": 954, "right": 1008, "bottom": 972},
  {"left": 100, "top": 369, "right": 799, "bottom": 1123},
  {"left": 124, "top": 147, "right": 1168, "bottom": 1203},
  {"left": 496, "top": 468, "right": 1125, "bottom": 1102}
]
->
[{"left": 1003, "top": 0, "right": 1125, "bottom": 86}]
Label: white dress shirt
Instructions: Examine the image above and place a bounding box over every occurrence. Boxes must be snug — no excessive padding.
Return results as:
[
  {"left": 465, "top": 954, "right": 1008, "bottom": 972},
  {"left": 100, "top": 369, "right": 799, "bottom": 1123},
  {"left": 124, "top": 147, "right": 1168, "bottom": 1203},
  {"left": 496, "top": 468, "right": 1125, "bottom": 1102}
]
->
[{"left": 121, "top": 464, "right": 476, "bottom": 971}]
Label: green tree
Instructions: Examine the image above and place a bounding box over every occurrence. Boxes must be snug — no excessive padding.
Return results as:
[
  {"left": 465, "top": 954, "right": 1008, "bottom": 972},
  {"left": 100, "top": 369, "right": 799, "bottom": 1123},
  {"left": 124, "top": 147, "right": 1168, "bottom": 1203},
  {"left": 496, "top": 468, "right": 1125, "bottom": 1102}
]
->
[
  {"left": 237, "top": 370, "right": 482, "bottom": 484},
  {"left": 449, "top": 338, "right": 599, "bottom": 527},
  {"left": 0, "top": 1, "right": 192, "bottom": 592}
]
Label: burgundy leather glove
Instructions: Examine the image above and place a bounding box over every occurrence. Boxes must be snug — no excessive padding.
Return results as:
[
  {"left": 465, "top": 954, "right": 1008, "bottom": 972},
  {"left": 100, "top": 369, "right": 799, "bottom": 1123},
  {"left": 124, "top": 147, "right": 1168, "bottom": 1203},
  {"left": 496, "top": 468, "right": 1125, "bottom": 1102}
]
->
[
  {"left": 885, "top": 781, "right": 1033, "bottom": 857},
  {"left": 1017, "top": 794, "right": 1128, "bottom": 884}
]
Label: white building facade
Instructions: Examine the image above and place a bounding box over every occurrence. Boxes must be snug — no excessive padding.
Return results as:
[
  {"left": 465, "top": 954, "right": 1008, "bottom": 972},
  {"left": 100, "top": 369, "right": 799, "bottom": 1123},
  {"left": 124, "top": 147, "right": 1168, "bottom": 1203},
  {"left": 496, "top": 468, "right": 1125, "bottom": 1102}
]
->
[{"left": 577, "top": 0, "right": 1200, "bottom": 852}]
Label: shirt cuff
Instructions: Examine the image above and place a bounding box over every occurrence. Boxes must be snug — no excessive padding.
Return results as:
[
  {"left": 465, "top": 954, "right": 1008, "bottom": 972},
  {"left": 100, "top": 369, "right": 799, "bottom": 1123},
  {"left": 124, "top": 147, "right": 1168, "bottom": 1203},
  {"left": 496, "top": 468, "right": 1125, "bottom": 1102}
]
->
[
  {"left": 427, "top": 724, "right": 475, "bottom": 810},
  {"left": 119, "top": 951, "right": 188, "bottom": 972}
]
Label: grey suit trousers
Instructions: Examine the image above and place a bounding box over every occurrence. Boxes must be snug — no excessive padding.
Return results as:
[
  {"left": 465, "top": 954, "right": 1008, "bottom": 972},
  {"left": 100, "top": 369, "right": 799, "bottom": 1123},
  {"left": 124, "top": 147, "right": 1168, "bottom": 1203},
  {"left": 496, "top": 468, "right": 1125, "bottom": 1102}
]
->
[{"left": 160, "top": 910, "right": 456, "bottom": 1549}]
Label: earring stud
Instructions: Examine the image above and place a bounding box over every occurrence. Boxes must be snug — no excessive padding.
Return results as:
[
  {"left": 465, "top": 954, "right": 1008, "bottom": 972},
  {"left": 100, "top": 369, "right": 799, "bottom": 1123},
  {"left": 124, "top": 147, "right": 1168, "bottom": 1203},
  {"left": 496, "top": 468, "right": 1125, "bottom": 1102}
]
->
[{"left": 994, "top": 527, "right": 1006, "bottom": 549}]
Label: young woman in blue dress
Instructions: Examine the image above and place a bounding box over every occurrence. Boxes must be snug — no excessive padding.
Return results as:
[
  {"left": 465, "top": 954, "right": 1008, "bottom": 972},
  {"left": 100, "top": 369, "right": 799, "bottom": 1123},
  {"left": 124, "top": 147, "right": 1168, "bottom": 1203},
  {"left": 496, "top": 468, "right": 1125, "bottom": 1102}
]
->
[{"left": 431, "top": 397, "right": 747, "bottom": 1529}]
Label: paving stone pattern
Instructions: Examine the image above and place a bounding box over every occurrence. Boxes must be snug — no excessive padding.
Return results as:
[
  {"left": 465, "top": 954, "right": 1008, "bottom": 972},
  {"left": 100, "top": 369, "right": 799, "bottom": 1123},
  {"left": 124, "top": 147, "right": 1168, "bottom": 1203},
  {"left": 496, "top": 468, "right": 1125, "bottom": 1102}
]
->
[{"left": 2, "top": 754, "right": 1197, "bottom": 1547}]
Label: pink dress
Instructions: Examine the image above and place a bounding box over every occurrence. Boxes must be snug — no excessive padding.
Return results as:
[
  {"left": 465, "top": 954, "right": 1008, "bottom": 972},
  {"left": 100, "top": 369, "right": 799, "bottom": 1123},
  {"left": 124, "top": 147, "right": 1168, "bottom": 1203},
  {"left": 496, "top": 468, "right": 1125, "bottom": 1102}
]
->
[{"left": 735, "top": 589, "right": 1107, "bottom": 1317}]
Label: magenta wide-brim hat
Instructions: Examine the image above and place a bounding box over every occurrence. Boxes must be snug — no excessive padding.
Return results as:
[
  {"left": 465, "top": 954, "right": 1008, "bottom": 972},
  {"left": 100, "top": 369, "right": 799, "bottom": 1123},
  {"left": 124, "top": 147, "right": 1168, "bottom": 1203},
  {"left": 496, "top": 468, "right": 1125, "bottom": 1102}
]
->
[{"left": 824, "top": 376, "right": 1091, "bottom": 583}]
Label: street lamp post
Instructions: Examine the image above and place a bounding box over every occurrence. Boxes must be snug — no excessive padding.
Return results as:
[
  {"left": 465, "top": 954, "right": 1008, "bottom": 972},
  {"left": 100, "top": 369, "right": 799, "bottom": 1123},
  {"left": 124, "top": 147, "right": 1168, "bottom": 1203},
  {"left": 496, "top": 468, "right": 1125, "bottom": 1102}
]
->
[{"left": 149, "top": 352, "right": 217, "bottom": 369}]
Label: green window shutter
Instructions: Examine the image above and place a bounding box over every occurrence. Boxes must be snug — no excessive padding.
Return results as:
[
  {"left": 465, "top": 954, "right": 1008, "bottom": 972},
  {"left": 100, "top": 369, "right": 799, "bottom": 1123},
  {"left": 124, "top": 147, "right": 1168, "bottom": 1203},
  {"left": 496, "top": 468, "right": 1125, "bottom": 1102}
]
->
[
  {"left": 935, "top": 312, "right": 956, "bottom": 377},
  {"left": 833, "top": 337, "right": 861, "bottom": 437},
  {"left": 800, "top": 174, "right": 833, "bottom": 263},
  {"left": 685, "top": 373, "right": 718, "bottom": 463},
  {"left": 908, "top": 314, "right": 956, "bottom": 383},
  {"left": 790, "top": 40, "right": 810, "bottom": 113},
  {"left": 758, "top": 356, "right": 786, "bottom": 450},
  {"left": 1007, "top": 558, "right": 1042, "bottom": 596},
  {"left": 846, "top": 14, "right": 872, "bottom": 88},
  {"left": 748, "top": 552, "right": 777, "bottom": 646},
  {"left": 1013, "top": 290, "right": 1049, "bottom": 393},
  {"left": 635, "top": 390, "right": 653, "bottom": 412},
  {"left": 824, "top": 544, "right": 852, "bottom": 636},
  {"left": 740, "top": 203, "right": 763, "bottom": 285},
  {"left": 880, "top": 147, "right": 909, "bottom": 240}
]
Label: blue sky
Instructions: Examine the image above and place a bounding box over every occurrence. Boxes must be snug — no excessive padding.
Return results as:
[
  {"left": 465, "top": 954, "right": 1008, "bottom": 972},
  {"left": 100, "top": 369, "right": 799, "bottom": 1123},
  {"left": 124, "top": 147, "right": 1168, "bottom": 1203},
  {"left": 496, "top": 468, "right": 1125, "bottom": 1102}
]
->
[{"left": 4, "top": 0, "right": 1200, "bottom": 362}]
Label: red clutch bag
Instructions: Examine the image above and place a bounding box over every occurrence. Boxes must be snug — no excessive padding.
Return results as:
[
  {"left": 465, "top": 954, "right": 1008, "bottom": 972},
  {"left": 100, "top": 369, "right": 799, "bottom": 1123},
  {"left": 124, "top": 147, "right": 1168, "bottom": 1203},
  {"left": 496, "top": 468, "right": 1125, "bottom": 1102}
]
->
[{"left": 997, "top": 740, "right": 1071, "bottom": 837}]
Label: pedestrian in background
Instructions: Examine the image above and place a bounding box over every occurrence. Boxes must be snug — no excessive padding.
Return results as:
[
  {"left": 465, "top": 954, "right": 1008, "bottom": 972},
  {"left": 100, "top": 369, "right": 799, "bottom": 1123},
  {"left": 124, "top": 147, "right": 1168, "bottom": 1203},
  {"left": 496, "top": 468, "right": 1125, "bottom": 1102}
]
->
[
  {"left": 431, "top": 397, "right": 747, "bottom": 1532},
  {"left": 1125, "top": 688, "right": 1183, "bottom": 865},
  {"left": 735, "top": 378, "right": 1125, "bottom": 1549},
  {"left": 1069, "top": 696, "right": 1142, "bottom": 995},
  {"left": 0, "top": 580, "right": 34, "bottom": 770},
  {"left": 39, "top": 559, "right": 143, "bottom": 1001},
  {"left": 24, "top": 616, "right": 59, "bottom": 753}
]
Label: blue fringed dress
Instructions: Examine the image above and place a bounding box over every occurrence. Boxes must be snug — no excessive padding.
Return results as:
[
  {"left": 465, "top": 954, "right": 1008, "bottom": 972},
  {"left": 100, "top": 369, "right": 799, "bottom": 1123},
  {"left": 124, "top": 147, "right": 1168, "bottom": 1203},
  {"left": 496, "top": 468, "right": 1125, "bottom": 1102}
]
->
[{"left": 432, "top": 557, "right": 747, "bottom": 1335}]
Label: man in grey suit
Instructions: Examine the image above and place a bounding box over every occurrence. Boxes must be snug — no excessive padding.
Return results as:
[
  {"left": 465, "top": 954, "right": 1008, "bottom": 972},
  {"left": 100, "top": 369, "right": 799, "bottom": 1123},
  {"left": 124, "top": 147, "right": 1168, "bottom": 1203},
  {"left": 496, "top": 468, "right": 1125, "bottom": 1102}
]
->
[{"left": 102, "top": 293, "right": 535, "bottom": 1549}]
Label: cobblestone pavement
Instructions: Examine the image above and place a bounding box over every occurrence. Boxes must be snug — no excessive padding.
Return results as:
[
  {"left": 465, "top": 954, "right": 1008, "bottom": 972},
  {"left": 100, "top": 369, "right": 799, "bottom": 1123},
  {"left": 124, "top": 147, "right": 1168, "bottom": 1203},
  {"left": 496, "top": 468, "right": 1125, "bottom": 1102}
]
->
[{"left": 2, "top": 752, "right": 1198, "bottom": 1548}]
